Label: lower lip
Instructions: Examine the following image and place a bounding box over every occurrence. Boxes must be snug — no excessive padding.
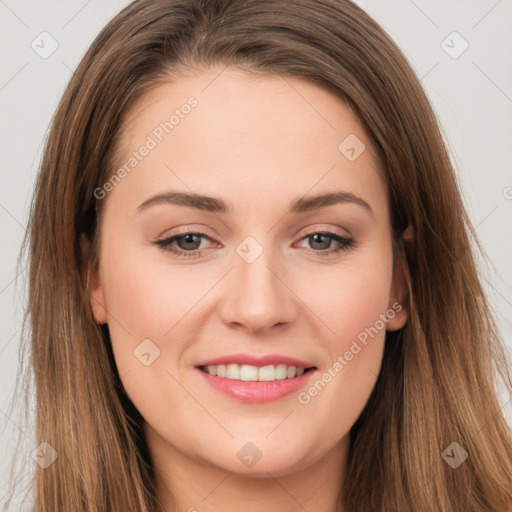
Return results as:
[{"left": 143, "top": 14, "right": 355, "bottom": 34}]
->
[{"left": 195, "top": 367, "right": 316, "bottom": 403}]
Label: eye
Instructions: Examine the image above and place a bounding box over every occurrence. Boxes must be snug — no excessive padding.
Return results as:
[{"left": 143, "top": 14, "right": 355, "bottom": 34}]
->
[
  {"left": 294, "top": 230, "right": 355, "bottom": 257},
  {"left": 155, "top": 230, "right": 214, "bottom": 258},
  {"left": 154, "top": 228, "right": 355, "bottom": 258}
]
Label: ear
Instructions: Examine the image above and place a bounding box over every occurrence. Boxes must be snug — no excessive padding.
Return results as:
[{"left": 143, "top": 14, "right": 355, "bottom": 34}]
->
[
  {"left": 386, "top": 224, "right": 413, "bottom": 331},
  {"left": 80, "top": 233, "right": 108, "bottom": 325}
]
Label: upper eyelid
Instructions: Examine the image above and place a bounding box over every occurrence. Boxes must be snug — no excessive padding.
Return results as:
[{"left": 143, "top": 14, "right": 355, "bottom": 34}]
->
[
  {"left": 161, "top": 223, "right": 352, "bottom": 239},
  {"left": 300, "top": 226, "right": 351, "bottom": 238}
]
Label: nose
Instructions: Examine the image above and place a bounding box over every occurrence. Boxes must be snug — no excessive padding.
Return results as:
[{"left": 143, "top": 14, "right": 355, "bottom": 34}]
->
[{"left": 218, "top": 247, "right": 297, "bottom": 335}]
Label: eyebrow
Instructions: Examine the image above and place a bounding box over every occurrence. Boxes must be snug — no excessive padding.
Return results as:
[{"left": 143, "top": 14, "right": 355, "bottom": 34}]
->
[{"left": 136, "top": 190, "right": 373, "bottom": 216}]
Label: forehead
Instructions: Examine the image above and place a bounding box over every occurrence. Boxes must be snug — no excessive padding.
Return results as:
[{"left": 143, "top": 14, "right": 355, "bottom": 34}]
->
[
  {"left": 106, "top": 67, "right": 386, "bottom": 217},
  {"left": 120, "top": 67, "right": 371, "bottom": 151}
]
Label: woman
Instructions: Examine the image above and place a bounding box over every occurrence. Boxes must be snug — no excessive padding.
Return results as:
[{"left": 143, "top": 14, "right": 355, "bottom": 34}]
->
[{"left": 6, "top": 0, "right": 512, "bottom": 510}]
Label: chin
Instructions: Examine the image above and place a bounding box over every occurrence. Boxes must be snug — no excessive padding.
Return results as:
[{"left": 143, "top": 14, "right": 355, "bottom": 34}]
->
[{"left": 203, "top": 437, "right": 313, "bottom": 477}]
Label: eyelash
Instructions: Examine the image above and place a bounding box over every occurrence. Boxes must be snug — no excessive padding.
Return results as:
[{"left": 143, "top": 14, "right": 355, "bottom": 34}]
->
[{"left": 154, "top": 228, "right": 355, "bottom": 259}]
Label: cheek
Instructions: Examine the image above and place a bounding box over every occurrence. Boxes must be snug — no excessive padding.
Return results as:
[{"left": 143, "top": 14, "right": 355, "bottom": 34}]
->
[
  {"left": 99, "top": 244, "right": 225, "bottom": 411},
  {"left": 101, "top": 246, "right": 206, "bottom": 338},
  {"left": 319, "top": 277, "right": 388, "bottom": 333},
  {"left": 300, "top": 251, "right": 393, "bottom": 349},
  {"left": 97, "top": 246, "right": 185, "bottom": 381},
  {"left": 292, "top": 249, "right": 393, "bottom": 421},
  {"left": 99, "top": 247, "right": 201, "bottom": 425}
]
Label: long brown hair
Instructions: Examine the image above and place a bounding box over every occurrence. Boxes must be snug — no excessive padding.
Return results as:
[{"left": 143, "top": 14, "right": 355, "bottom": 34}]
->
[{"left": 6, "top": 0, "right": 512, "bottom": 510}]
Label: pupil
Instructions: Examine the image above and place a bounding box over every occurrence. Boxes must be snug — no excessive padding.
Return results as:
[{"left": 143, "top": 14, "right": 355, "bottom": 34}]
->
[
  {"left": 180, "top": 234, "right": 200, "bottom": 250},
  {"left": 311, "top": 233, "right": 330, "bottom": 250}
]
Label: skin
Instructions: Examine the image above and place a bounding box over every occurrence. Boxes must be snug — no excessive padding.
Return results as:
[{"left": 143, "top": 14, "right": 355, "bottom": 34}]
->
[{"left": 83, "top": 67, "right": 409, "bottom": 512}]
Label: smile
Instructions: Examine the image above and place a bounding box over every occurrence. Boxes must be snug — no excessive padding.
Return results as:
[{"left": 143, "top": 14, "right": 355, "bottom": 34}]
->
[
  {"left": 196, "top": 364, "right": 317, "bottom": 403},
  {"left": 199, "top": 363, "right": 314, "bottom": 381}
]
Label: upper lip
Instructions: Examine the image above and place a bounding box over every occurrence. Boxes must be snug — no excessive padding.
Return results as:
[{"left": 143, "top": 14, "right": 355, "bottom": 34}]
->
[{"left": 195, "top": 353, "right": 316, "bottom": 369}]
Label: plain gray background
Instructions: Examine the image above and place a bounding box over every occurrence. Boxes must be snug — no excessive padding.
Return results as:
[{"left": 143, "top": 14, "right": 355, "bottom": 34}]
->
[{"left": 1, "top": 0, "right": 511, "bottom": 507}]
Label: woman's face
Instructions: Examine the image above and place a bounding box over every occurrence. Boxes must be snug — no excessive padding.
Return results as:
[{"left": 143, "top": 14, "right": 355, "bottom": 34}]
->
[{"left": 86, "top": 67, "right": 407, "bottom": 479}]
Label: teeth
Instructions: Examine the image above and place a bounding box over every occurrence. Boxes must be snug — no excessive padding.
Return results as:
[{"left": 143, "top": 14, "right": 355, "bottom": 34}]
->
[
  {"left": 240, "top": 364, "right": 258, "bottom": 381},
  {"left": 202, "top": 363, "right": 309, "bottom": 382},
  {"left": 226, "top": 364, "right": 240, "bottom": 379},
  {"left": 275, "top": 364, "right": 287, "bottom": 380},
  {"left": 258, "top": 365, "right": 275, "bottom": 381}
]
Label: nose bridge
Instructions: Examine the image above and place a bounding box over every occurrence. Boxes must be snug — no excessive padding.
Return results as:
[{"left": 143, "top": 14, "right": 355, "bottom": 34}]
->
[{"left": 219, "top": 235, "right": 296, "bottom": 333}]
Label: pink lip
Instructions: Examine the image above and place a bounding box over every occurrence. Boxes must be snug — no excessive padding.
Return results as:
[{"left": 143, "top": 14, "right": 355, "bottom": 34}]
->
[
  {"left": 195, "top": 353, "right": 315, "bottom": 369},
  {"left": 196, "top": 367, "right": 317, "bottom": 403}
]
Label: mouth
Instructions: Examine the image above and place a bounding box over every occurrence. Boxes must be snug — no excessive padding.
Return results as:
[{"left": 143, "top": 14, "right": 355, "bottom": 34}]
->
[
  {"left": 197, "top": 363, "right": 316, "bottom": 382},
  {"left": 195, "top": 362, "right": 318, "bottom": 403}
]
